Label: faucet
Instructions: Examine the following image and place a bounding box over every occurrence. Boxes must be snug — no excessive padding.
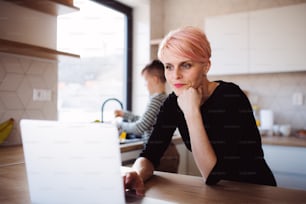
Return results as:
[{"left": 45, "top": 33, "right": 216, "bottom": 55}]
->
[{"left": 101, "top": 98, "right": 123, "bottom": 123}]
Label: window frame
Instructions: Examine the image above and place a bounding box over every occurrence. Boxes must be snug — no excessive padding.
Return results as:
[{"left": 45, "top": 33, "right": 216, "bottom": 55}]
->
[{"left": 92, "top": 0, "right": 133, "bottom": 110}]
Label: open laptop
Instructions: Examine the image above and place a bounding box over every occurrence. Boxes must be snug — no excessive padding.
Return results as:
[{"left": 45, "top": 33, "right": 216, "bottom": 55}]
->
[
  {"left": 20, "top": 119, "right": 173, "bottom": 204},
  {"left": 20, "top": 119, "right": 125, "bottom": 204}
]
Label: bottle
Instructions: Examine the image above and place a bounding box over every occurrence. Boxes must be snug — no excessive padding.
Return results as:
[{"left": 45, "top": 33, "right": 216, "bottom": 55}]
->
[{"left": 252, "top": 105, "right": 260, "bottom": 127}]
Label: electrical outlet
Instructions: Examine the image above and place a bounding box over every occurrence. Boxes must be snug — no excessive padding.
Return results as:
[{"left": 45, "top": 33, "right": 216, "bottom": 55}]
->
[
  {"left": 292, "top": 92, "right": 303, "bottom": 106},
  {"left": 33, "top": 89, "right": 52, "bottom": 101}
]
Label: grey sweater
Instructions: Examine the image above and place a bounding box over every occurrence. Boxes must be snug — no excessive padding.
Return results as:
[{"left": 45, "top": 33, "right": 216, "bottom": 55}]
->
[{"left": 120, "top": 92, "right": 167, "bottom": 140}]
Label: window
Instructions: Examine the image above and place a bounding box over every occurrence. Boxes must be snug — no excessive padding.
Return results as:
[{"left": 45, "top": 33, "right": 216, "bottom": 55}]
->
[{"left": 57, "top": 0, "right": 132, "bottom": 122}]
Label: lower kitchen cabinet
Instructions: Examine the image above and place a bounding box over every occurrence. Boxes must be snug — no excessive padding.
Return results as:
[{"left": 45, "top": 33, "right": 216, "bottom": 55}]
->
[
  {"left": 263, "top": 144, "right": 306, "bottom": 190},
  {"left": 175, "top": 142, "right": 306, "bottom": 190},
  {"left": 121, "top": 149, "right": 142, "bottom": 166},
  {"left": 176, "top": 143, "right": 188, "bottom": 174},
  {"left": 176, "top": 143, "right": 201, "bottom": 176}
]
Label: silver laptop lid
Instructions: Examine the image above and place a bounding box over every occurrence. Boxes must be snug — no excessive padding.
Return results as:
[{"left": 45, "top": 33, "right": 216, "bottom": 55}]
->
[{"left": 20, "top": 119, "right": 124, "bottom": 204}]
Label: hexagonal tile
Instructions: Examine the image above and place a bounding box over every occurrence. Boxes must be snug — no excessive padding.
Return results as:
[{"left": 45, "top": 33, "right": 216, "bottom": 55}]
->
[
  {"left": 43, "top": 62, "right": 57, "bottom": 87},
  {"left": 0, "top": 73, "right": 24, "bottom": 91},
  {"left": 28, "top": 61, "right": 48, "bottom": 75},
  {"left": 27, "top": 75, "right": 47, "bottom": 89},
  {"left": 17, "top": 77, "right": 33, "bottom": 107},
  {"left": 0, "top": 92, "right": 24, "bottom": 109},
  {"left": 1, "top": 55, "right": 24, "bottom": 74}
]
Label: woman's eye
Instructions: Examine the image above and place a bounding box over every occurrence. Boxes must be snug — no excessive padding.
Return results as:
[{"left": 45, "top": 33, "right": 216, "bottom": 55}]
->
[
  {"left": 165, "top": 65, "right": 173, "bottom": 70},
  {"left": 181, "top": 63, "right": 191, "bottom": 69}
]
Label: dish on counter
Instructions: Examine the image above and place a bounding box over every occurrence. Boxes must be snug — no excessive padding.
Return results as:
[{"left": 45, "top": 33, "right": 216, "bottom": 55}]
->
[{"left": 295, "top": 129, "right": 306, "bottom": 139}]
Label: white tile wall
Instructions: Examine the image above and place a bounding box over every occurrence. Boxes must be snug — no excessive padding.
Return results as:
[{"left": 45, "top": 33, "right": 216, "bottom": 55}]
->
[{"left": 0, "top": 54, "right": 57, "bottom": 146}]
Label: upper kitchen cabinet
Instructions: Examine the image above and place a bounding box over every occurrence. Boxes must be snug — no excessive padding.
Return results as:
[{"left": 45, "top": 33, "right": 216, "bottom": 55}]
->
[
  {"left": 4, "top": 0, "right": 79, "bottom": 16},
  {"left": 205, "top": 12, "right": 248, "bottom": 75},
  {"left": 205, "top": 3, "right": 306, "bottom": 76},
  {"left": 249, "top": 4, "right": 306, "bottom": 73}
]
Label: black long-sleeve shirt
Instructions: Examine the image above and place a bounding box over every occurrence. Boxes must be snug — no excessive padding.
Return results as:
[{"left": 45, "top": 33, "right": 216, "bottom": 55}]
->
[{"left": 140, "top": 81, "right": 276, "bottom": 186}]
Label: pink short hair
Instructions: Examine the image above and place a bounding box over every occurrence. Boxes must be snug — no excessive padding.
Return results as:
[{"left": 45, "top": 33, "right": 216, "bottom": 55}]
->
[{"left": 158, "top": 26, "right": 211, "bottom": 64}]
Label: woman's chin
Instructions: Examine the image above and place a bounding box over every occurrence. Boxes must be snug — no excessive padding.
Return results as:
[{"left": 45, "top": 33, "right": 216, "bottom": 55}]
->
[{"left": 173, "top": 89, "right": 182, "bottom": 96}]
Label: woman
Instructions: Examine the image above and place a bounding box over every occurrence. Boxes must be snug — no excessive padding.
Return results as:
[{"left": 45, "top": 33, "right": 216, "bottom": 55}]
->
[{"left": 124, "top": 26, "right": 276, "bottom": 196}]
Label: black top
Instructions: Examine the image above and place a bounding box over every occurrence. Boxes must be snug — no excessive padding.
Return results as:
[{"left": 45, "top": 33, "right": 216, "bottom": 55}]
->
[{"left": 140, "top": 81, "right": 276, "bottom": 186}]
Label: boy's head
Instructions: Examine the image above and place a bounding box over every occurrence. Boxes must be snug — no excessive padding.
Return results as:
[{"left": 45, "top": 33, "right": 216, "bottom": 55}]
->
[
  {"left": 141, "top": 59, "right": 166, "bottom": 84},
  {"left": 141, "top": 60, "right": 166, "bottom": 95}
]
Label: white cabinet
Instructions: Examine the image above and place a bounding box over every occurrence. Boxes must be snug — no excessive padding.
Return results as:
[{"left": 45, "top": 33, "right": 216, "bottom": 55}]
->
[
  {"left": 205, "top": 13, "right": 248, "bottom": 75},
  {"left": 176, "top": 143, "right": 201, "bottom": 176},
  {"left": 205, "top": 3, "right": 306, "bottom": 75},
  {"left": 176, "top": 143, "right": 188, "bottom": 174},
  {"left": 263, "top": 145, "right": 306, "bottom": 190},
  {"left": 249, "top": 4, "right": 306, "bottom": 73},
  {"left": 121, "top": 149, "right": 142, "bottom": 166}
]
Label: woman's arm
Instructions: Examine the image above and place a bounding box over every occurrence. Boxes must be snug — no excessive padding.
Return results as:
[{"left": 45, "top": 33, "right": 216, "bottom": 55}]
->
[
  {"left": 184, "top": 109, "right": 217, "bottom": 179},
  {"left": 177, "top": 87, "right": 217, "bottom": 180},
  {"left": 132, "top": 157, "right": 155, "bottom": 181},
  {"left": 124, "top": 157, "right": 154, "bottom": 196}
]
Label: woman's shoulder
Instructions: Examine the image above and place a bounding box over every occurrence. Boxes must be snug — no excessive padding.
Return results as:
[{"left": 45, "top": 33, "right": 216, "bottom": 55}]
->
[
  {"left": 160, "top": 92, "right": 178, "bottom": 109},
  {"left": 214, "top": 80, "right": 243, "bottom": 94}
]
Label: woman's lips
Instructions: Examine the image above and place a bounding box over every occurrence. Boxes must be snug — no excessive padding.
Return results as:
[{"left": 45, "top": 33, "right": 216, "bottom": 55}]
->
[{"left": 174, "top": 83, "right": 185, "bottom": 88}]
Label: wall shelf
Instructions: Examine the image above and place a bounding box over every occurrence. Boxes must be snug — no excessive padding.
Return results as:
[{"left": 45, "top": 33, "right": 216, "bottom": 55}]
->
[
  {"left": 0, "top": 39, "right": 80, "bottom": 61},
  {"left": 5, "top": 0, "right": 79, "bottom": 16},
  {"left": 150, "top": 38, "right": 163, "bottom": 46}
]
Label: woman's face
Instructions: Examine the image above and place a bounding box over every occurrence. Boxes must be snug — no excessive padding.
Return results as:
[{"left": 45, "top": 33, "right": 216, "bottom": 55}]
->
[{"left": 163, "top": 53, "right": 208, "bottom": 96}]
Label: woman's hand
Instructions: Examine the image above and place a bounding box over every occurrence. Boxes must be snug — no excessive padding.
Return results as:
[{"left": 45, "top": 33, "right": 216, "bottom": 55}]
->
[
  {"left": 177, "top": 86, "right": 203, "bottom": 115},
  {"left": 123, "top": 171, "right": 145, "bottom": 196}
]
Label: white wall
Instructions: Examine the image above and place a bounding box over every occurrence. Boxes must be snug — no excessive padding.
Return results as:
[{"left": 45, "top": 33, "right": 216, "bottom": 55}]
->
[
  {"left": 161, "top": 0, "right": 306, "bottom": 34},
  {"left": 119, "top": 0, "right": 151, "bottom": 115},
  {"left": 0, "top": 0, "right": 56, "bottom": 48}
]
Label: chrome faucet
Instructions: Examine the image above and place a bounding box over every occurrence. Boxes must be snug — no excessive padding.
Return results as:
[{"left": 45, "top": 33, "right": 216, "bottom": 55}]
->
[{"left": 101, "top": 98, "right": 123, "bottom": 123}]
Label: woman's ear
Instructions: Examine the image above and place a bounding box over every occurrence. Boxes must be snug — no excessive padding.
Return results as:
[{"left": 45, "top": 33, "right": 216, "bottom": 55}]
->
[{"left": 203, "top": 61, "right": 211, "bottom": 75}]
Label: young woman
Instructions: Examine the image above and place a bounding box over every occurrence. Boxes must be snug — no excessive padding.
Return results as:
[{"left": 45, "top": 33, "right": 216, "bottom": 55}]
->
[{"left": 124, "top": 26, "right": 276, "bottom": 196}]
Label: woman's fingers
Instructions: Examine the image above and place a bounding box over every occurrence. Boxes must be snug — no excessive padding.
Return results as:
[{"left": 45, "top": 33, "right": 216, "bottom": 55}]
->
[{"left": 124, "top": 172, "right": 145, "bottom": 196}]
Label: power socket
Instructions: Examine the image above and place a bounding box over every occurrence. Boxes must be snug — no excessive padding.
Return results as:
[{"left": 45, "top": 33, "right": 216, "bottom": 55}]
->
[
  {"left": 292, "top": 92, "right": 303, "bottom": 106},
  {"left": 33, "top": 89, "right": 52, "bottom": 101}
]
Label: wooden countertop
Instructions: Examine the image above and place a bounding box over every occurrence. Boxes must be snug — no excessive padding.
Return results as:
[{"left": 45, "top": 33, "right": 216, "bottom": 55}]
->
[
  {"left": 142, "top": 170, "right": 306, "bottom": 203},
  {"left": 1, "top": 143, "right": 306, "bottom": 203},
  {"left": 261, "top": 135, "right": 306, "bottom": 148},
  {"left": 1, "top": 162, "right": 306, "bottom": 203}
]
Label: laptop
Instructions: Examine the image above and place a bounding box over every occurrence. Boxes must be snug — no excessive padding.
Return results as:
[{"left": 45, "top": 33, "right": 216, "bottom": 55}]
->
[
  {"left": 20, "top": 119, "right": 127, "bottom": 204},
  {"left": 20, "top": 119, "right": 173, "bottom": 204}
]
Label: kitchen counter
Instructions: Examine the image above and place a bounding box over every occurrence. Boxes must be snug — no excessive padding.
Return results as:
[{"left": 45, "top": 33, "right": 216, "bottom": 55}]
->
[
  {"left": 261, "top": 135, "right": 306, "bottom": 148},
  {"left": 121, "top": 134, "right": 306, "bottom": 153},
  {"left": 1, "top": 158, "right": 306, "bottom": 203},
  {"left": 120, "top": 134, "right": 182, "bottom": 153}
]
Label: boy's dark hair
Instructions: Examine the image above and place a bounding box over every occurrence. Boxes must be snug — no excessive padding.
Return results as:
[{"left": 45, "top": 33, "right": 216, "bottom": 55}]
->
[{"left": 141, "top": 59, "right": 166, "bottom": 83}]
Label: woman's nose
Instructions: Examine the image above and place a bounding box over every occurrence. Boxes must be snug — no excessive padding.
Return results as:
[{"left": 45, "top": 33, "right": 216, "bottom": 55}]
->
[{"left": 173, "top": 68, "right": 182, "bottom": 79}]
